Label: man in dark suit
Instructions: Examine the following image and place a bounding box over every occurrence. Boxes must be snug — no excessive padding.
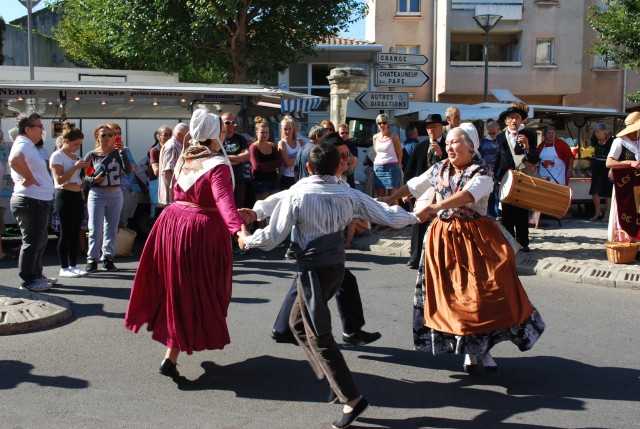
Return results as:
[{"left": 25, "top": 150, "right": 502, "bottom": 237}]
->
[
  {"left": 494, "top": 106, "right": 540, "bottom": 252},
  {"left": 403, "top": 114, "right": 448, "bottom": 269}
]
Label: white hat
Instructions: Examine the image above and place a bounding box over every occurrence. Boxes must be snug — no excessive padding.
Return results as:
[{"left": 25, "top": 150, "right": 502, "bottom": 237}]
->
[{"left": 189, "top": 109, "right": 221, "bottom": 143}]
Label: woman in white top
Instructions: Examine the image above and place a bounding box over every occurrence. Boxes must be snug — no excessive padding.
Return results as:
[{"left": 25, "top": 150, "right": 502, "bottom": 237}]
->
[
  {"left": 605, "top": 111, "right": 640, "bottom": 242},
  {"left": 385, "top": 124, "right": 545, "bottom": 374},
  {"left": 50, "top": 122, "right": 90, "bottom": 278},
  {"left": 278, "top": 115, "right": 304, "bottom": 190},
  {"left": 372, "top": 113, "right": 403, "bottom": 203}
]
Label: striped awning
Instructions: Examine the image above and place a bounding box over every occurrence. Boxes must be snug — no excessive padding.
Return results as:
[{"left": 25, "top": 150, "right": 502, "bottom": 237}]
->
[{"left": 281, "top": 97, "right": 323, "bottom": 114}]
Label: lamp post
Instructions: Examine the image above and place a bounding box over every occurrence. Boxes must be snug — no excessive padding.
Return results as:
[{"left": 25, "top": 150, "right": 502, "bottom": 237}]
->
[
  {"left": 473, "top": 13, "right": 502, "bottom": 102},
  {"left": 18, "top": 0, "right": 42, "bottom": 80}
]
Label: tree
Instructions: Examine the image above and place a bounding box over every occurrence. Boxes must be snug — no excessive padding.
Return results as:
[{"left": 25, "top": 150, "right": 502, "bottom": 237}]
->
[
  {"left": 588, "top": 0, "right": 640, "bottom": 101},
  {"left": 52, "top": 0, "right": 367, "bottom": 84}
]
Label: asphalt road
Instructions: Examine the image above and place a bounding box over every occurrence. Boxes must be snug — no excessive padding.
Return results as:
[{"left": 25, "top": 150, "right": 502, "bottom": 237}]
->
[{"left": 1, "top": 242, "right": 639, "bottom": 429}]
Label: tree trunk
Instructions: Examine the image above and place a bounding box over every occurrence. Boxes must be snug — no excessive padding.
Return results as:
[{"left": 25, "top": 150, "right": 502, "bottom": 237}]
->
[{"left": 230, "top": 8, "right": 248, "bottom": 84}]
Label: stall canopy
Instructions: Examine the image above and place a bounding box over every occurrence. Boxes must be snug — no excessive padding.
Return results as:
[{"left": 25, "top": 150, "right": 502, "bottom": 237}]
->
[{"left": 0, "top": 81, "right": 323, "bottom": 120}]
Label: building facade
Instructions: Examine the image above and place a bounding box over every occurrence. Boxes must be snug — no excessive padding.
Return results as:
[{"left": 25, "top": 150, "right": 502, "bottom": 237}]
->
[{"left": 365, "top": 0, "right": 640, "bottom": 112}]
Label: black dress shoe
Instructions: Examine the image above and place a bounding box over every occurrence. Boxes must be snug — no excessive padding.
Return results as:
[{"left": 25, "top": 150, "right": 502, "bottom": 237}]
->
[
  {"left": 271, "top": 329, "right": 298, "bottom": 345},
  {"left": 332, "top": 397, "right": 369, "bottom": 429},
  {"left": 406, "top": 261, "right": 418, "bottom": 269},
  {"left": 159, "top": 359, "right": 179, "bottom": 379},
  {"left": 342, "top": 330, "right": 381, "bottom": 346},
  {"left": 521, "top": 246, "right": 531, "bottom": 253}
]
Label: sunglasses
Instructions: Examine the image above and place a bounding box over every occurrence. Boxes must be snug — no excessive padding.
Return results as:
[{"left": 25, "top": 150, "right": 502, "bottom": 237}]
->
[
  {"left": 377, "top": 122, "right": 388, "bottom": 126},
  {"left": 100, "top": 133, "right": 114, "bottom": 138},
  {"left": 339, "top": 152, "right": 351, "bottom": 160},
  {"left": 157, "top": 132, "right": 171, "bottom": 136},
  {"left": 339, "top": 131, "right": 349, "bottom": 136},
  {"left": 223, "top": 120, "right": 236, "bottom": 125},
  {"left": 28, "top": 124, "right": 45, "bottom": 129}
]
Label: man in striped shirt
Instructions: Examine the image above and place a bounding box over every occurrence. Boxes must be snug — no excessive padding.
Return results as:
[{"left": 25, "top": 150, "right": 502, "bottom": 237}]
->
[{"left": 240, "top": 141, "right": 428, "bottom": 429}]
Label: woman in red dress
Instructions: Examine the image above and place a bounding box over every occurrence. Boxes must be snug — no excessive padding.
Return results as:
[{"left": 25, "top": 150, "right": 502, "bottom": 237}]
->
[{"left": 125, "top": 110, "right": 249, "bottom": 378}]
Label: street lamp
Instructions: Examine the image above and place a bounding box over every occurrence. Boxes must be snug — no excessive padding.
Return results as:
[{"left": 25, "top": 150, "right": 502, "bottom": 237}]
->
[
  {"left": 473, "top": 13, "right": 502, "bottom": 102},
  {"left": 18, "top": 0, "right": 42, "bottom": 80}
]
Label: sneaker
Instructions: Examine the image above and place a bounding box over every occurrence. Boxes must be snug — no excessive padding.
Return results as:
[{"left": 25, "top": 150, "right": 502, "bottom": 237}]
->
[
  {"left": 69, "top": 266, "right": 88, "bottom": 277},
  {"left": 20, "top": 278, "right": 53, "bottom": 292},
  {"left": 85, "top": 261, "right": 98, "bottom": 274},
  {"left": 39, "top": 275, "right": 58, "bottom": 284},
  {"left": 284, "top": 247, "right": 295, "bottom": 260},
  {"left": 59, "top": 267, "right": 81, "bottom": 278},
  {"left": 103, "top": 258, "right": 118, "bottom": 271}
]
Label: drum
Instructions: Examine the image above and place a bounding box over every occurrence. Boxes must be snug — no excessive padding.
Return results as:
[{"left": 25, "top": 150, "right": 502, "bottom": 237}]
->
[{"left": 499, "top": 169, "right": 572, "bottom": 218}]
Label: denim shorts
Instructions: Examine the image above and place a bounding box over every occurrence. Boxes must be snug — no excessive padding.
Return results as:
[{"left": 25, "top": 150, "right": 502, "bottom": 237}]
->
[
  {"left": 374, "top": 163, "right": 402, "bottom": 189},
  {"left": 252, "top": 179, "right": 280, "bottom": 196}
]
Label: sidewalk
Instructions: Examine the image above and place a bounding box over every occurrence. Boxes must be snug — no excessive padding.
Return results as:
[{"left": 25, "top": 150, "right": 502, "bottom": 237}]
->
[{"left": 351, "top": 217, "right": 640, "bottom": 290}]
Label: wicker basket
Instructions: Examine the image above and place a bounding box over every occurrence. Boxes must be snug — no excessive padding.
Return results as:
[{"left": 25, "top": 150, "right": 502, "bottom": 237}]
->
[
  {"left": 115, "top": 228, "right": 137, "bottom": 257},
  {"left": 605, "top": 230, "right": 639, "bottom": 264}
]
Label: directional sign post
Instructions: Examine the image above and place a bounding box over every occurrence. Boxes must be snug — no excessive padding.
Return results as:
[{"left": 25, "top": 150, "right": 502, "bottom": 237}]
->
[
  {"left": 355, "top": 91, "right": 410, "bottom": 110},
  {"left": 376, "top": 52, "right": 428, "bottom": 66},
  {"left": 375, "top": 68, "right": 430, "bottom": 88}
]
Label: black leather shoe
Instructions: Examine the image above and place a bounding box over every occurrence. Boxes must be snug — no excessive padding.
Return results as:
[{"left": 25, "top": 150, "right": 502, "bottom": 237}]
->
[
  {"left": 406, "top": 260, "right": 418, "bottom": 269},
  {"left": 271, "top": 329, "right": 298, "bottom": 345},
  {"left": 159, "top": 359, "right": 179, "bottom": 379},
  {"left": 342, "top": 330, "right": 381, "bottom": 346},
  {"left": 521, "top": 246, "right": 531, "bottom": 253},
  {"left": 332, "top": 397, "right": 369, "bottom": 429}
]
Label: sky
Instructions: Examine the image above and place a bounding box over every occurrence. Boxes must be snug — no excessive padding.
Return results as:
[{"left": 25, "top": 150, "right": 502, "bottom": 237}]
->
[{"left": 1, "top": 1, "right": 367, "bottom": 39}]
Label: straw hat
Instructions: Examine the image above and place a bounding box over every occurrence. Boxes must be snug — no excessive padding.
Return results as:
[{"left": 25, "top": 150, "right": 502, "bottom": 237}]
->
[{"left": 616, "top": 111, "right": 640, "bottom": 137}]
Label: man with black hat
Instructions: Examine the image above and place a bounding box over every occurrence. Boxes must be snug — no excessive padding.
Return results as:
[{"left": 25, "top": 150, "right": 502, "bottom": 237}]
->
[
  {"left": 403, "top": 113, "right": 448, "bottom": 268},
  {"left": 494, "top": 105, "right": 539, "bottom": 252}
]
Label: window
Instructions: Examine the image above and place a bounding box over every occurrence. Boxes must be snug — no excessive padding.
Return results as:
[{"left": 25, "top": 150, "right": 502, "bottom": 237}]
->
[
  {"left": 450, "top": 33, "right": 519, "bottom": 63},
  {"left": 398, "top": 0, "right": 420, "bottom": 14},
  {"left": 593, "top": 53, "right": 618, "bottom": 70},
  {"left": 535, "top": 38, "right": 555, "bottom": 65}
]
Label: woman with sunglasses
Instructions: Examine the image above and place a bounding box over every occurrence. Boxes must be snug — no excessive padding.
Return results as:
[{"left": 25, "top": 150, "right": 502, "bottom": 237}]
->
[
  {"left": 82, "top": 124, "right": 132, "bottom": 273},
  {"left": 372, "top": 113, "right": 403, "bottom": 205},
  {"left": 277, "top": 115, "right": 305, "bottom": 190}
]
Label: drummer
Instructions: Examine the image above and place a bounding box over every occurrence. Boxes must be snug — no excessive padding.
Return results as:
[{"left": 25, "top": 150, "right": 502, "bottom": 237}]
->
[{"left": 494, "top": 105, "right": 540, "bottom": 252}]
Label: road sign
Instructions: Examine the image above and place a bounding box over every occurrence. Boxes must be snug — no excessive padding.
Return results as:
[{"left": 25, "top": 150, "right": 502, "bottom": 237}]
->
[
  {"left": 355, "top": 91, "right": 410, "bottom": 110},
  {"left": 376, "top": 52, "right": 428, "bottom": 66},
  {"left": 375, "top": 68, "right": 430, "bottom": 88}
]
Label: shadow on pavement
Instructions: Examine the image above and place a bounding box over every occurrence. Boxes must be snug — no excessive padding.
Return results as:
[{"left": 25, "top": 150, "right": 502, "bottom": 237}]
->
[{"left": 0, "top": 360, "right": 89, "bottom": 390}]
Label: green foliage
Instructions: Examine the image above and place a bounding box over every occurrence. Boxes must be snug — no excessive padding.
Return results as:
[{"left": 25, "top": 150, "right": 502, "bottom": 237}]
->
[
  {"left": 588, "top": 0, "right": 640, "bottom": 102},
  {"left": 52, "top": 0, "right": 367, "bottom": 84}
]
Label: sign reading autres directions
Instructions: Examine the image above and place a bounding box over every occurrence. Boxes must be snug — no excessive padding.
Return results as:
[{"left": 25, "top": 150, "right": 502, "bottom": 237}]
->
[
  {"left": 355, "top": 91, "right": 410, "bottom": 110},
  {"left": 375, "top": 68, "right": 430, "bottom": 88}
]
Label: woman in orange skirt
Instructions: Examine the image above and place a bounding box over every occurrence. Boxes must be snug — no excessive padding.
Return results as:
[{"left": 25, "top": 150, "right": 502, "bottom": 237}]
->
[{"left": 407, "top": 123, "right": 545, "bottom": 374}]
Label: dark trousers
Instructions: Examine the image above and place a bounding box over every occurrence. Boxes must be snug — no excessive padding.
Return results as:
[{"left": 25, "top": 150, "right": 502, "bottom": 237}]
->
[
  {"left": 273, "top": 268, "right": 365, "bottom": 336},
  {"left": 408, "top": 221, "right": 428, "bottom": 266},
  {"left": 10, "top": 196, "right": 52, "bottom": 286},
  {"left": 501, "top": 203, "right": 530, "bottom": 247},
  {"left": 54, "top": 189, "right": 84, "bottom": 268},
  {"left": 290, "top": 263, "right": 360, "bottom": 403}
]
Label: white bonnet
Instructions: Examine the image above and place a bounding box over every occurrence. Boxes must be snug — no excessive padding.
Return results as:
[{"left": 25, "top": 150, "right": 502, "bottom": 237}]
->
[
  {"left": 457, "top": 123, "right": 480, "bottom": 154},
  {"left": 189, "top": 109, "right": 221, "bottom": 143}
]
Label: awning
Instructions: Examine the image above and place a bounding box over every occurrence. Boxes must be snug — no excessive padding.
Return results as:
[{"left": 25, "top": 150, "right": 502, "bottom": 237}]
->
[{"left": 280, "top": 97, "right": 323, "bottom": 114}]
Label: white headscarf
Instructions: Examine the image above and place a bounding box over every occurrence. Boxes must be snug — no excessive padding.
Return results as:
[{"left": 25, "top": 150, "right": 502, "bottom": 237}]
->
[
  {"left": 457, "top": 123, "right": 480, "bottom": 156},
  {"left": 189, "top": 109, "right": 221, "bottom": 143}
]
